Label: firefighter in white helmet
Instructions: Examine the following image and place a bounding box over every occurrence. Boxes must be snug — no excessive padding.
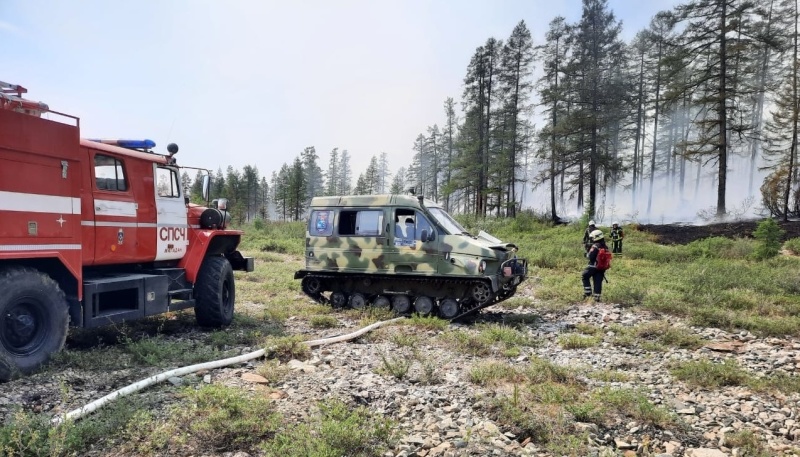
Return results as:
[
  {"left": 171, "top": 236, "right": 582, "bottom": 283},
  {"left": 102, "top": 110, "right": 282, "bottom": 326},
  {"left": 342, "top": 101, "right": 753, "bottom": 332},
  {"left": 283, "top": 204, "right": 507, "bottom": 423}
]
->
[
  {"left": 610, "top": 221, "right": 624, "bottom": 255},
  {"left": 582, "top": 229, "right": 610, "bottom": 302}
]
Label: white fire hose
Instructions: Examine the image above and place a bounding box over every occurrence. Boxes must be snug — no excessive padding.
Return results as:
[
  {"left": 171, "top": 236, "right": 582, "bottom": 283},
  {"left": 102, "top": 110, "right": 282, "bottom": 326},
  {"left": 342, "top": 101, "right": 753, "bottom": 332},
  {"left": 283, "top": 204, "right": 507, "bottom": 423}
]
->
[{"left": 52, "top": 316, "right": 404, "bottom": 425}]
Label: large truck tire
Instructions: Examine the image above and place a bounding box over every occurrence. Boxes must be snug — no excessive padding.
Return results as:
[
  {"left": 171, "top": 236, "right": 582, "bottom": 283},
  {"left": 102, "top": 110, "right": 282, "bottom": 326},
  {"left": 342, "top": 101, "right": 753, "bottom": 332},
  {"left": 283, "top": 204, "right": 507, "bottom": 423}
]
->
[
  {"left": 0, "top": 268, "right": 69, "bottom": 382},
  {"left": 194, "top": 256, "right": 235, "bottom": 328}
]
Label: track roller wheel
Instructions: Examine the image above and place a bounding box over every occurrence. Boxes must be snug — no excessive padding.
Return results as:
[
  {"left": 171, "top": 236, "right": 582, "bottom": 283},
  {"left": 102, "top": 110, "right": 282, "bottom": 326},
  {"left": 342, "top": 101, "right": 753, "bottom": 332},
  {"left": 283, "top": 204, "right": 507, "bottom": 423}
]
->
[
  {"left": 302, "top": 276, "right": 323, "bottom": 296},
  {"left": 438, "top": 298, "right": 460, "bottom": 319},
  {"left": 469, "top": 281, "right": 494, "bottom": 305},
  {"left": 498, "top": 282, "right": 517, "bottom": 300},
  {"left": 391, "top": 295, "right": 411, "bottom": 314},
  {"left": 349, "top": 293, "right": 367, "bottom": 309},
  {"left": 413, "top": 296, "right": 434, "bottom": 316},
  {"left": 331, "top": 292, "right": 348, "bottom": 309},
  {"left": 372, "top": 295, "right": 390, "bottom": 309}
]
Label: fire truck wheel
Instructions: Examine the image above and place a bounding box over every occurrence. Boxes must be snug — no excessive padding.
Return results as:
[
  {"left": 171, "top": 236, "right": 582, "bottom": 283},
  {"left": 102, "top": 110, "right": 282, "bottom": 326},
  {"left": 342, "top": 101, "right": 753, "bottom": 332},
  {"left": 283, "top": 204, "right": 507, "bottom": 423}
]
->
[
  {"left": 0, "top": 268, "right": 69, "bottom": 382},
  {"left": 194, "top": 256, "right": 235, "bottom": 328}
]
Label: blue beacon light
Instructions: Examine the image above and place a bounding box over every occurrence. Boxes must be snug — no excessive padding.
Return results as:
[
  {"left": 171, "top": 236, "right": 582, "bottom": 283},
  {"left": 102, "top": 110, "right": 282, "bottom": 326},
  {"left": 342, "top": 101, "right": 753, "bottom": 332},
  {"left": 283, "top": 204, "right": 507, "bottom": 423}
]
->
[{"left": 89, "top": 139, "right": 156, "bottom": 150}]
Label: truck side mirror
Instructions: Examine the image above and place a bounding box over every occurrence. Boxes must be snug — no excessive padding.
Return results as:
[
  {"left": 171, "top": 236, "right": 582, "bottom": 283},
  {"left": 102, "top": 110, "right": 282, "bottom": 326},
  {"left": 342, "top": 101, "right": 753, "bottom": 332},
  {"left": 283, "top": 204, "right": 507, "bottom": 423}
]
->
[
  {"left": 421, "top": 229, "right": 435, "bottom": 242},
  {"left": 202, "top": 175, "right": 210, "bottom": 201}
]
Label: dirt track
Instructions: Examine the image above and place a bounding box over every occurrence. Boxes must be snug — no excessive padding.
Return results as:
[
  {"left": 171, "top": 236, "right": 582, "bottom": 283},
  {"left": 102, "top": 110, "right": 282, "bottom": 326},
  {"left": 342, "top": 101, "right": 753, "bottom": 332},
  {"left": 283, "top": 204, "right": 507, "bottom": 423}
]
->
[{"left": 637, "top": 220, "right": 800, "bottom": 245}]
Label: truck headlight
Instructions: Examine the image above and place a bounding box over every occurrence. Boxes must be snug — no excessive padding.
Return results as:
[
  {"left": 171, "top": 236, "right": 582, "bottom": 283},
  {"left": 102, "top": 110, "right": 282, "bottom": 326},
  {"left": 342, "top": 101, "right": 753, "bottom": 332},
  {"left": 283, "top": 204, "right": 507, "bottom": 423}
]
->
[{"left": 478, "top": 260, "right": 487, "bottom": 273}]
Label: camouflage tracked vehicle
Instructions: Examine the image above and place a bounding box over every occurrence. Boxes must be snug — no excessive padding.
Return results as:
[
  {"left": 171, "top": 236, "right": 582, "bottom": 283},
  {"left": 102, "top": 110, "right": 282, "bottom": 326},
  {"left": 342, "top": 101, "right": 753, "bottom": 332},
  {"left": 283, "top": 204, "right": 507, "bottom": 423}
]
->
[{"left": 294, "top": 194, "right": 528, "bottom": 320}]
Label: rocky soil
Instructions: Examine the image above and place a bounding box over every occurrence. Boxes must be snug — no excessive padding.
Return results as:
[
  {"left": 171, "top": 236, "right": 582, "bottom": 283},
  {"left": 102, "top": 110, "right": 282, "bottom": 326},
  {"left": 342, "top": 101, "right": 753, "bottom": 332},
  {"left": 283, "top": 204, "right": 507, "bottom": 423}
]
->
[{"left": 3, "top": 295, "right": 800, "bottom": 457}]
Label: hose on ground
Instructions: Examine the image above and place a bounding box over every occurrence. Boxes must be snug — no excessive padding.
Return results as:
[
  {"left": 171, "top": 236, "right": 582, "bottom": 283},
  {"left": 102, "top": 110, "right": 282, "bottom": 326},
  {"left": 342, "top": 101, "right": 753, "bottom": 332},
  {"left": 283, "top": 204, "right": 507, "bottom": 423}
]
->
[{"left": 52, "top": 316, "right": 404, "bottom": 425}]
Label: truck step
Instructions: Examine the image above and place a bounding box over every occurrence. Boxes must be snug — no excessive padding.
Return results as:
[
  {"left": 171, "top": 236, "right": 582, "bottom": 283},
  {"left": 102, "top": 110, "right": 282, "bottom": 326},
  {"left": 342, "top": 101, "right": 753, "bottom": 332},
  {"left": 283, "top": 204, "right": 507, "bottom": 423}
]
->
[{"left": 168, "top": 288, "right": 193, "bottom": 299}]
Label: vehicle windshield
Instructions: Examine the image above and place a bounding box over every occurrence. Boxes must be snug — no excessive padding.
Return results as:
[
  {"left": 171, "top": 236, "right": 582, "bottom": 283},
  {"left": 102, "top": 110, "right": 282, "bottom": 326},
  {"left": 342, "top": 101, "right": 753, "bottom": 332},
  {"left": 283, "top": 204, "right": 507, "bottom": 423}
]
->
[{"left": 428, "top": 207, "right": 468, "bottom": 235}]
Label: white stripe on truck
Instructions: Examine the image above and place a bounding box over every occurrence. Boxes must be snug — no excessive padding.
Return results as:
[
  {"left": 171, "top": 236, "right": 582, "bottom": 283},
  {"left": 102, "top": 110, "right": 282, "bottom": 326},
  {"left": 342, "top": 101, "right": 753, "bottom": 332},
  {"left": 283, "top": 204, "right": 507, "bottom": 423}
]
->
[{"left": 0, "top": 191, "right": 81, "bottom": 215}]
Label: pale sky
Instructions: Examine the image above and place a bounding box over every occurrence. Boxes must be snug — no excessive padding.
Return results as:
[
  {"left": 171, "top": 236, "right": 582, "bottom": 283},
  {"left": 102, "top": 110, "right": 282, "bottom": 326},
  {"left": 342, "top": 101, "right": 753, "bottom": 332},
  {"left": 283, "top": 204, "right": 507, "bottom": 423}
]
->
[{"left": 1, "top": 0, "right": 680, "bottom": 181}]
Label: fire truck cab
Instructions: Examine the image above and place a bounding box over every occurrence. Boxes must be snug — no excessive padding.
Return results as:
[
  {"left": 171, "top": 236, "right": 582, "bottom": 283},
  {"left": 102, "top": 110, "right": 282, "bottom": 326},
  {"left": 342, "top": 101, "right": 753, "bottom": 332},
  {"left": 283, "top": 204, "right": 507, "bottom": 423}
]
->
[{"left": 0, "top": 81, "right": 254, "bottom": 381}]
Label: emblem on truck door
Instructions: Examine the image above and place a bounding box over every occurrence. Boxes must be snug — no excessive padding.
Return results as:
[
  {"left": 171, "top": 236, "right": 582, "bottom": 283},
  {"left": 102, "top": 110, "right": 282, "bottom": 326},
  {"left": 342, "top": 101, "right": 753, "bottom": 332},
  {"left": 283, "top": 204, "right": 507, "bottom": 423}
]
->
[{"left": 117, "top": 228, "right": 124, "bottom": 245}]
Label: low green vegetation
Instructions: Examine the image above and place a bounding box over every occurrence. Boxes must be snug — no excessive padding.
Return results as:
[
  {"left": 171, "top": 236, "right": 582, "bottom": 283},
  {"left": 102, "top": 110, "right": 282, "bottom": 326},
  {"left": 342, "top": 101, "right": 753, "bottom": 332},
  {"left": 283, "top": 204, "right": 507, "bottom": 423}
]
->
[
  {"left": 0, "top": 387, "right": 394, "bottom": 456},
  {"left": 557, "top": 333, "right": 601, "bottom": 349},
  {"left": 439, "top": 323, "right": 538, "bottom": 357},
  {"left": 460, "top": 213, "right": 800, "bottom": 337},
  {"left": 783, "top": 237, "right": 800, "bottom": 255},
  {"left": 469, "top": 356, "right": 674, "bottom": 454},
  {"left": 670, "top": 358, "right": 800, "bottom": 394},
  {"left": 262, "top": 398, "right": 394, "bottom": 457}
]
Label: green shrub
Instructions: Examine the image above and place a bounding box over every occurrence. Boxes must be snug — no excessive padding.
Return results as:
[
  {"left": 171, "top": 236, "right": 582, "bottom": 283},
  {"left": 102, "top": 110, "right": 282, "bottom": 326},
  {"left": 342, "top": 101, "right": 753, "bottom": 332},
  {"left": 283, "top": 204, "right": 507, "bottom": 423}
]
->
[
  {"left": 686, "top": 236, "right": 735, "bottom": 258},
  {"left": 753, "top": 218, "right": 784, "bottom": 260}
]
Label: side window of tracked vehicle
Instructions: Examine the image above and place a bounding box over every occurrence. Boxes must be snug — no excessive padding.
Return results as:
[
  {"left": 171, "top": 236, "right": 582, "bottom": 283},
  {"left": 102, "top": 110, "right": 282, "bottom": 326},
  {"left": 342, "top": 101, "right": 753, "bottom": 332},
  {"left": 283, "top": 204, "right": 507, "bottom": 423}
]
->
[
  {"left": 309, "top": 210, "right": 334, "bottom": 236},
  {"left": 415, "top": 212, "right": 433, "bottom": 241},
  {"left": 156, "top": 167, "right": 181, "bottom": 198},
  {"left": 338, "top": 210, "right": 383, "bottom": 236},
  {"left": 94, "top": 155, "right": 127, "bottom": 191}
]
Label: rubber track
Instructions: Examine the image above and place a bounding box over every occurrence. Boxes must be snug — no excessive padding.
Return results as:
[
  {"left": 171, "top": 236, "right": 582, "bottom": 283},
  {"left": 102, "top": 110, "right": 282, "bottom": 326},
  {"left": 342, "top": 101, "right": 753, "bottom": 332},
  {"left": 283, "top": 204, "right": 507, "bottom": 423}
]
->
[{"left": 299, "top": 273, "right": 518, "bottom": 322}]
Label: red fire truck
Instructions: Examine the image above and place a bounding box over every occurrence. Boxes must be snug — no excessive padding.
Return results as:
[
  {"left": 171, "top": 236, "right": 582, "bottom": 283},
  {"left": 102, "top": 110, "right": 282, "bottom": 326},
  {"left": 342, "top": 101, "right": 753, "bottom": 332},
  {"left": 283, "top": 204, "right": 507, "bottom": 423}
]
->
[{"left": 0, "top": 81, "right": 254, "bottom": 381}]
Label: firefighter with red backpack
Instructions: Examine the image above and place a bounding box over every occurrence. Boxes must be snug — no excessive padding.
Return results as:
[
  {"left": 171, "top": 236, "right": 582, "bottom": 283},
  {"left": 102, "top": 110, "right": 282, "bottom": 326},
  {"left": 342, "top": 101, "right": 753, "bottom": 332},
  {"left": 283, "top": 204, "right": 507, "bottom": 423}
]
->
[{"left": 582, "top": 229, "right": 612, "bottom": 302}]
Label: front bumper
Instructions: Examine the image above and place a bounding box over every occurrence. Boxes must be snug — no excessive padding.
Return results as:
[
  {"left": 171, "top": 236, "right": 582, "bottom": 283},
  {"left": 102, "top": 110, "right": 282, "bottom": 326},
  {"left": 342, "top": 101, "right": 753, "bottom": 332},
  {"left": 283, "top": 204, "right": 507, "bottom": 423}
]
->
[
  {"left": 500, "top": 257, "right": 527, "bottom": 282},
  {"left": 227, "top": 251, "right": 255, "bottom": 272}
]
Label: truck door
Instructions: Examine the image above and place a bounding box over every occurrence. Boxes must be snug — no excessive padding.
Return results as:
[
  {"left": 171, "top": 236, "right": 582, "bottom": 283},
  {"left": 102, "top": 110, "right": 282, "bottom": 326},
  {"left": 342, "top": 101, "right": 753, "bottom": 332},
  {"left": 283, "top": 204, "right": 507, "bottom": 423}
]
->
[
  {"left": 388, "top": 209, "right": 439, "bottom": 273},
  {"left": 153, "top": 165, "right": 188, "bottom": 261},
  {"left": 92, "top": 153, "right": 138, "bottom": 264}
]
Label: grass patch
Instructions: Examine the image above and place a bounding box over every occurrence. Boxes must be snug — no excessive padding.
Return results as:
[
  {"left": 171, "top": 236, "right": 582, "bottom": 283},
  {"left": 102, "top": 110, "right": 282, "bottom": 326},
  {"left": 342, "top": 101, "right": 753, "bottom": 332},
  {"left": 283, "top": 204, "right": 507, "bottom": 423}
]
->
[
  {"left": 634, "top": 321, "right": 705, "bottom": 350},
  {"left": 469, "top": 361, "right": 524, "bottom": 386},
  {"left": 377, "top": 353, "right": 411, "bottom": 380},
  {"left": 1, "top": 394, "right": 166, "bottom": 456},
  {"left": 439, "top": 329, "right": 491, "bottom": 356},
  {"left": 265, "top": 335, "right": 311, "bottom": 361},
  {"left": 390, "top": 331, "right": 421, "bottom": 347},
  {"left": 670, "top": 358, "right": 750, "bottom": 388},
  {"left": 116, "top": 384, "right": 280, "bottom": 454},
  {"left": 310, "top": 315, "right": 339, "bottom": 329},
  {"left": 589, "top": 387, "right": 676, "bottom": 427},
  {"left": 255, "top": 359, "right": 290, "bottom": 386},
  {"left": 261, "top": 398, "right": 394, "bottom": 456},
  {"left": 724, "top": 430, "right": 773, "bottom": 457},
  {"left": 557, "top": 333, "right": 601, "bottom": 349},
  {"left": 401, "top": 314, "right": 450, "bottom": 331},
  {"left": 784, "top": 237, "right": 800, "bottom": 255}
]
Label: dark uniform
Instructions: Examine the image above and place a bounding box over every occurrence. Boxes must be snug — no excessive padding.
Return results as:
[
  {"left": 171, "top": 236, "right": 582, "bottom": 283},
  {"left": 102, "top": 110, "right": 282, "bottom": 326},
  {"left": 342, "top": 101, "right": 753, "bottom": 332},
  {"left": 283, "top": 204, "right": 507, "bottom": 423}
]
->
[
  {"left": 582, "top": 234, "right": 607, "bottom": 302},
  {"left": 610, "top": 224, "right": 624, "bottom": 254},
  {"left": 582, "top": 223, "right": 596, "bottom": 255}
]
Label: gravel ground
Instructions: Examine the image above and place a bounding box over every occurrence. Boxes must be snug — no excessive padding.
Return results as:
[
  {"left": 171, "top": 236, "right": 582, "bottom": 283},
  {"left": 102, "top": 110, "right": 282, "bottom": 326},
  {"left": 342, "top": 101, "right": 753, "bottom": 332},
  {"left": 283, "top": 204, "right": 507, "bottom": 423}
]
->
[{"left": 2, "top": 295, "right": 800, "bottom": 457}]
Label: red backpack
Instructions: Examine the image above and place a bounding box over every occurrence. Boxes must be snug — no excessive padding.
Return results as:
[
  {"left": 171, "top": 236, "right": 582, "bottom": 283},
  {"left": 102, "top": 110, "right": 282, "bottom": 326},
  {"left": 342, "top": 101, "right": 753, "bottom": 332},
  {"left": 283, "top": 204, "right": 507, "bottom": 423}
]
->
[{"left": 595, "top": 248, "right": 612, "bottom": 271}]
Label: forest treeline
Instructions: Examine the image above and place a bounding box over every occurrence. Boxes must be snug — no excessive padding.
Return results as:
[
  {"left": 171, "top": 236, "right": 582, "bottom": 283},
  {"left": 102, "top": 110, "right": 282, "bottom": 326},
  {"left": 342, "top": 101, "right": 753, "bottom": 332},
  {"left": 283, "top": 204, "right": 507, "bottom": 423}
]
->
[{"left": 184, "top": 0, "right": 800, "bottom": 223}]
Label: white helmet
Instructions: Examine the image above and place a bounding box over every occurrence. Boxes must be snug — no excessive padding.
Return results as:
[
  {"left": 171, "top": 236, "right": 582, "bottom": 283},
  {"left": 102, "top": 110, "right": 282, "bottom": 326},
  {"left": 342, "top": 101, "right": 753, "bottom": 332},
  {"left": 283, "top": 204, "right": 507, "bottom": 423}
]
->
[
  {"left": 589, "top": 229, "right": 604, "bottom": 241},
  {"left": 612, "top": 221, "right": 619, "bottom": 227},
  {"left": 588, "top": 220, "right": 596, "bottom": 226}
]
